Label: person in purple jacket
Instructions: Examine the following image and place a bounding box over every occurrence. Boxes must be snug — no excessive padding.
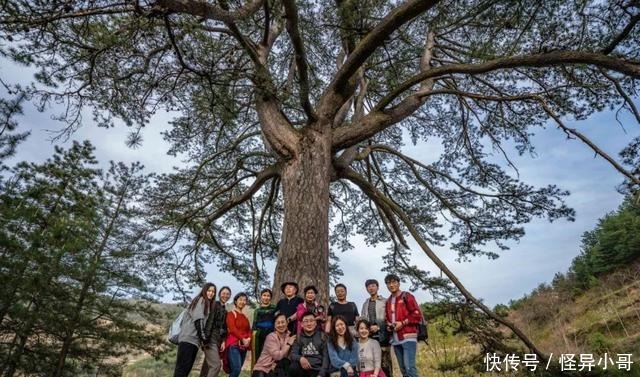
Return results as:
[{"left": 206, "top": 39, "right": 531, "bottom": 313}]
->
[{"left": 296, "top": 285, "right": 326, "bottom": 334}]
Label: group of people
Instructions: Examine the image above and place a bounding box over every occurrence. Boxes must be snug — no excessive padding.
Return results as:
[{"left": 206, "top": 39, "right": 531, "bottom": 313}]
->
[{"left": 173, "top": 274, "right": 422, "bottom": 377}]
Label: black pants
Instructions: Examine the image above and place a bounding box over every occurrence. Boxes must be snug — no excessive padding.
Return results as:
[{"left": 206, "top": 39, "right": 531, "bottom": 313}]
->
[
  {"left": 252, "top": 359, "right": 290, "bottom": 377},
  {"left": 289, "top": 362, "right": 323, "bottom": 377},
  {"left": 174, "top": 342, "right": 199, "bottom": 377}
]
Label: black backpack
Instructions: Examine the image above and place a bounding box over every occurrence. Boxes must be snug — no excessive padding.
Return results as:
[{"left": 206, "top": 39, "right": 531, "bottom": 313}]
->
[{"left": 401, "top": 292, "right": 428, "bottom": 344}]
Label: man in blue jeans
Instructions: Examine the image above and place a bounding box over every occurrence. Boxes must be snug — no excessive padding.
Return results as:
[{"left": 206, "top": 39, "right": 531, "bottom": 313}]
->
[{"left": 384, "top": 274, "right": 422, "bottom": 377}]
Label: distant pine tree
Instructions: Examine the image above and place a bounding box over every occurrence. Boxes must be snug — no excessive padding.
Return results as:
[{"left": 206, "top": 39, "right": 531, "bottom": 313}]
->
[
  {"left": 589, "top": 199, "right": 640, "bottom": 274},
  {"left": 569, "top": 196, "right": 640, "bottom": 291},
  {"left": 0, "top": 142, "right": 168, "bottom": 377}
]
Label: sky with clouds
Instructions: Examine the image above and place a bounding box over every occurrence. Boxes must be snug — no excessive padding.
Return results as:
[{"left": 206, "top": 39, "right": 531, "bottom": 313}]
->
[{"left": 3, "top": 59, "right": 639, "bottom": 309}]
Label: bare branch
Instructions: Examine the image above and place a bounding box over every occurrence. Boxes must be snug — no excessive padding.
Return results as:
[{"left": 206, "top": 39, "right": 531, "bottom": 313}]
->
[
  {"left": 251, "top": 177, "right": 279, "bottom": 295},
  {"left": 317, "top": 0, "right": 440, "bottom": 122},
  {"left": 258, "top": 19, "right": 283, "bottom": 63},
  {"left": 282, "top": 0, "right": 317, "bottom": 123},
  {"left": 599, "top": 69, "right": 640, "bottom": 124},
  {"left": 601, "top": 13, "right": 640, "bottom": 55},
  {"left": 156, "top": 0, "right": 265, "bottom": 23},
  {"left": 353, "top": 67, "right": 369, "bottom": 122},
  {"left": 261, "top": 0, "right": 271, "bottom": 47},
  {"left": 538, "top": 100, "right": 640, "bottom": 187},
  {"left": 200, "top": 24, "right": 235, "bottom": 36},
  {"left": 221, "top": 19, "right": 263, "bottom": 67},
  {"left": 339, "top": 167, "right": 550, "bottom": 364},
  {"left": 332, "top": 48, "right": 355, "bottom": 128}
]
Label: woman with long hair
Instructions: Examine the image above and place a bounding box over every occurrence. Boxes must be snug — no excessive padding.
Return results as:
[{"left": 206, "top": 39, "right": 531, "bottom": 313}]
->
[
  {"left": 200, "top": 283, "right": 228, "bottom": 377},
  {"left": 225, "top": 292, "right": 252, "bottom": 377},
  {"left": 252, "top": 313, "right": 296, "bottom": 377},
  {"left": 205, "top": 286, "right": 232, "bottom": 377},
  {"left": 355, "top": 319, "right": 386, "bottom": 377},
  {"left": 174, "top": 282, "right": 216, "bottom": 377},
  {"left": 327, "top": 315, "right": 359, "bottom": 377}
]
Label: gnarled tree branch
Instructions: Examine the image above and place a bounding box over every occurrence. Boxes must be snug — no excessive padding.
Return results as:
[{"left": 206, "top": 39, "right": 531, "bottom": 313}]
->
[
  {"left": 317, "top": 0, "right": 440, "bottom": 123},
  {"left": 282, "top": 0, "right": 317, "bottom": 123},
  {"left": 156, "top": 0, "right": 265, "bottom": 23},
  {"left": 332, "top": 51, "right": 640, "bottom": 151},
  {"left": 377, "top": 51, "right": 640, "bottom": 111},
  {"left": 601, "top": 13, "right": 640, "bottom": 55},
  {"left": 340, "top": 166, "right": 550, "bottom": 365}
]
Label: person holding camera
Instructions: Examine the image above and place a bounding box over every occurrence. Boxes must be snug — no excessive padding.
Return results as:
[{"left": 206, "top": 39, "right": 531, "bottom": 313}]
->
[{"left": 384, "top": 275, "right": 422, "bottom": 377}]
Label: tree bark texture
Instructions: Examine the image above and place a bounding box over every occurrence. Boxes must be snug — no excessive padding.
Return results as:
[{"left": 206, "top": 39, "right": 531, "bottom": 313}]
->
[{"left": 272, "top": 128, "right": 331, "bottom": 305}]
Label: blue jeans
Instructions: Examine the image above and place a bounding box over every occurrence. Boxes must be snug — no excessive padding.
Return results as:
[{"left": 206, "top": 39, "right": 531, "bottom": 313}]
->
[
  {"left": 228, "top": 345, "right": 247, "bottom": 377},
  {"left": 393, "top": 341, "right": 417, "bottom": 377}
]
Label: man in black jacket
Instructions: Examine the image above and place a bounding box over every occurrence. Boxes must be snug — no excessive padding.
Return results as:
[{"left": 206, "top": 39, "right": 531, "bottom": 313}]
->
[
  {"left": 289, "top": 312, "right": 328, "bottom": 377},
  {"left": 275, "top": 281, "right": 304, "bottom": 333}
]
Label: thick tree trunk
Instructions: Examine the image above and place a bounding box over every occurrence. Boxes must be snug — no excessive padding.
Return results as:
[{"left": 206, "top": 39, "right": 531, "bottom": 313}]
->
[{"left": 272, "top": 129, "right": 332, "bottom": 305}]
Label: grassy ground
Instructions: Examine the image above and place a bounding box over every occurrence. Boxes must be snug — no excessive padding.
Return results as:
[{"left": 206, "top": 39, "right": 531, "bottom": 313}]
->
[
  {"left": 125, "top": 338, "right": 467, "bottom": 377},
  {"left": 123, "top": 347, "right": 252, "bottom": 377}
]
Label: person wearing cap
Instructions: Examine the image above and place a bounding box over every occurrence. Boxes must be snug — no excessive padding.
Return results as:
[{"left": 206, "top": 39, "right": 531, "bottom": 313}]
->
[
  {"left": 383, "top": 274, "right": 421, "bottom": 377},
  {"left": 296, "top": 285, "right": 326, "bottom": 334},
  {"left": 275, "top": 281, "right": 304, "bottom": 333},
  {"left": 360, "top": 279, "right": 392, "bottom": 377}
]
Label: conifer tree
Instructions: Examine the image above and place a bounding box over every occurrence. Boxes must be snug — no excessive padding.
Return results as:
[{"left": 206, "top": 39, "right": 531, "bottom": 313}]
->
[{"left": 0, "top": 142, "right": 166, "bottom": 377}]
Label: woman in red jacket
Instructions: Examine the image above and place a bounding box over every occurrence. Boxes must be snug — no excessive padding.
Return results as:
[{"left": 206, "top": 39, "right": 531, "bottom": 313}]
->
[{"left": 225, "top": 292, "right": 252, "bottom": 377}]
